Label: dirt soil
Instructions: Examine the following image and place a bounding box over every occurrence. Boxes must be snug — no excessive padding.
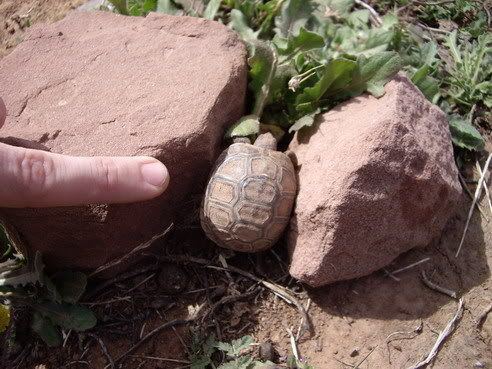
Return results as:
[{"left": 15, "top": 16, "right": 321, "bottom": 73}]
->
[
  {"left": 1, "top": 2, "right": 491, "bottom": 369},
  {"left": 0, "top": 0, "right": 85, "bottom": 58}
]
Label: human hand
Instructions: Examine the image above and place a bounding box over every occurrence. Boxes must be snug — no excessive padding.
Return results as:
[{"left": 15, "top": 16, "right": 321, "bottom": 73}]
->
[{"left": 0, "top": 97, "right": 169, "bottom": 208}]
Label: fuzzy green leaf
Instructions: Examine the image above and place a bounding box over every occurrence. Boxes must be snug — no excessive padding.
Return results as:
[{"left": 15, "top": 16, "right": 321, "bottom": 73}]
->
[
  {"left": 250, "top": 361, "right": 276, "bottom": 369},
  {"left": 296, "top": 58, "right": 357, "bottom": 111},
  {"left": 225, "top": 115, "right": 260, "bottom": 139},
  {"left": 445, "top": 30, "right": 462, "bottom": 65},
  {"left": 36, "top": 302, "right": 97, "bottom": 331},
  {"left": 45, "top": 275, "right": 62, "bottom": 304},
  {"left": 248, "top": 40, "right": 278, "bottom": 116},
  {"left": 278, "top": 27, "right": 325, "bottom": 56},
  {"left": 190, "top": 335, "right": 216, "bottom": 369},
  {"left": 275, "top": 0, "right": 314, "bottom": 37},
  {"left": 217, "top": 356, "right": 254, "bottom": 369},
  {"left": 215, "top": 341, "right": 234, "bottom": 355},
  {"left": 484, "top": 96, "right": 492, "bottom": 108},
  {"left": 230, "top": 9, "right": 257, "bottom": 41},
  {"left": 190, "top": 356, "right": 212, "bottom": 369},
  {"left": 448, "top": 116, "right": 484, "bottom": 151},
  {"left": 107, "top": 0, "right": 129, "bottom": 15},
  {"left": 216, "top": 335, "right": 254, "bottom": 357},
  {"left": 156, "top": 0, "right": 180, "bottom": 15},
  {"left": 31, "top": 312, "right": 62, "bottom": 347},
  {"left": 323, "top": 0, "right": 354, "bottom": 15},
  {"left": 289, "top": 109, "right": 320, "bottom": 133},
  {"left": 358, "top": 51, "right": 402, "bottom": 97},
  {"left": 412, "top": 65, "right": 439, "bottom": 101},
  {"left": 347, "top": 9, "right": 369, "bottom": 28},
  {"left": 50, "top": 271, "right": 87, "bottom": 304},
  {"left": 204, "top": 0, "right": 222, "bottom": 19},
  {"left": 420, "top": 41, "right": 438, "bottom": 66}
]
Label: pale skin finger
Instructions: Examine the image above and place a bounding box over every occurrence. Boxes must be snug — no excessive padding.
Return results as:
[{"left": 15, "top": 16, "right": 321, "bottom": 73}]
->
[
  {"left": 0, "top": 143, "right": 169, "bottom": 207},
  {"left": 0, "top": 97, "right": 169, "bottom": 207}
]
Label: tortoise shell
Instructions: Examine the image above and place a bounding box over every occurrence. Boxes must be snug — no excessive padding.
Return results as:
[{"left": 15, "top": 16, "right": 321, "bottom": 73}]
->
[{"left": 200, "top": 140, "right": 297, "bottom": 252}]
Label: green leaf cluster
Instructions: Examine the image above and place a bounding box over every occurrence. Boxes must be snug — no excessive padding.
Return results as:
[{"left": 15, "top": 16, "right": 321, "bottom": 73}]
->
[
  {"left": 227, "top": 0, "right": 403, "bottom": 135},
  {"left": 190, "top": 334, "right": 274, "bottom": 369},
  {"left": 107, "top": 0, "right": 183, "bottom": 16},
  {"left": 0, "top": 244, "right": 96, "bottom": 346},
  {"left": 105, "top": 0, "right": 490, "bottom": 152},
  {"left": 444, "top": 32, "right": 492, "bottom": 111}
]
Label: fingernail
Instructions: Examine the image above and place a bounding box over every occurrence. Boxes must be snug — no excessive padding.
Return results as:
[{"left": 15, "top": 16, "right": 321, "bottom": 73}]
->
[{"left": 141, "top": 161, "right": 168, "bottom": 187}]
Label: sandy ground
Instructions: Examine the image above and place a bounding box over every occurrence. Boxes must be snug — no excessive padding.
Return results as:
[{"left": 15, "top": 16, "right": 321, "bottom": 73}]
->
[
  {"left": 0, "top": 0, "right": 85, "bottom": 58},
  {"left": 0, "top": 2, "right": 491, "bottom": 369}
]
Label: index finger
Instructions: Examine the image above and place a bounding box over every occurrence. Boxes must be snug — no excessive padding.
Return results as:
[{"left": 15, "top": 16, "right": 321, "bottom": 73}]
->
[{"left": 0, "top": 98, "right": 6, "bottom": 128}]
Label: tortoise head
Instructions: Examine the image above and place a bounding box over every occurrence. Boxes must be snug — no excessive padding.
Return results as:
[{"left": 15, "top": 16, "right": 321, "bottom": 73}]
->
[{"left": 253, "top": 132, "right": 277, "bottom": 150}]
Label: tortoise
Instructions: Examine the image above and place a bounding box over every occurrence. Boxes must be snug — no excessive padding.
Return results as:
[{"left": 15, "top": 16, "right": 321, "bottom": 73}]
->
[{"left": 200, "top": 132, "right": 297, "bottom": 252}]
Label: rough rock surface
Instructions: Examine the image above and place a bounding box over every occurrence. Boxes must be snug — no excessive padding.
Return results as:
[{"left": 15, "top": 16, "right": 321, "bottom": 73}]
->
[
  {"left": 0, "top": 10, "right": 247, "bottom": 271},
  {"left": 287, "top": 75, "right": 462, "bottom": 287}
]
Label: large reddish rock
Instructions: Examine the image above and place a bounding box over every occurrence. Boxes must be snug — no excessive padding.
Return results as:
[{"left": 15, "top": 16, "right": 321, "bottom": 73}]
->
[
  {"left": 0, "top": 11, "right": 247, "bottom": 271},
  {"left": 288, "top": 75, "right": 462, "bottom": 287}
]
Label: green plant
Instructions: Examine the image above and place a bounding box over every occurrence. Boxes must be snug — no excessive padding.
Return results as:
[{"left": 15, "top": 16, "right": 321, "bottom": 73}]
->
[
  {"left": 190, "top": 334, "right": 316, "bottom": 369},
  {"left": 0, "top": 223, "right": 96, "bottom": 346},
  {"left": 414, "top": 0, "right": 488, "bottom": 38},
  {"left": 105, "top": 0, "right": 490, "bottom": 153},
  {"left": 190, "top": 334, "right": 275, "bottom": 369},
  {"left": 443, "top": 31, "right": 491, "bottom": 112},
  {"left": 226, "top": 0, "right": 403, "bottom": 136}
]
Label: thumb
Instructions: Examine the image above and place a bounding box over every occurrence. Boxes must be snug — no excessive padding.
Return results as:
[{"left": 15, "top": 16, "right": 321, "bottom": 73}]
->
[{"left": 0, "top": 143, "right": 169, "bottom": 208}]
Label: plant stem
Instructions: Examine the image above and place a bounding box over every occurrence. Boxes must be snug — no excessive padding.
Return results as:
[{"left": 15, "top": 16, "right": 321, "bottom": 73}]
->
[
  {"left": 252, "top": 43, "right": 279, "bottom": 117},
  {"left": 298, "top": 64, "right": 324, "bottom": 79}
]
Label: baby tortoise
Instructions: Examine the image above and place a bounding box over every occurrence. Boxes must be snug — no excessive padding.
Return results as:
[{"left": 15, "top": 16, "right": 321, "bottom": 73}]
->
[{"left": 200, "top": 132, "right": 297, "bottom": 252}]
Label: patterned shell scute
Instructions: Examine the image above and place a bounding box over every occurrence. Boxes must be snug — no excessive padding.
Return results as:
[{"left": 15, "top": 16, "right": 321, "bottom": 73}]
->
[{"left": 201, "top": 142, "right": 297, "bottom": 252}]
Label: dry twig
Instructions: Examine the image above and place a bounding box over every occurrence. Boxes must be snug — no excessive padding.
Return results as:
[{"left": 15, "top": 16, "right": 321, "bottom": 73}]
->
[
  {"left": 407, "top": 298, "right": 464, "bottom": 369},
  {"left": 476, "top": 303, "right": 492, "bottom": 329},
  {"left": 87, "top": 333, "right": 115, "bottom": 369},
  {"left": 354, "top": 345, "right": 378, "bottom": 369},
  {"left": 456, "top": 153, "right": 492, "bottom": 257},
  {"left": 386, "top": 322, "right": 423, "bottom": 364},
  {"left": 286, "top": 325, "right": 300, "bottom": 361},
  {"left": 127, "top": 273, "right": 155, "bottom": 293},
  {"left": 421, "top": 271, "right": 457, "bottom": 299},
  {"left": 90, "top": 223, "right": 173, "bottom": 279},
  {"left": 110, "top": 319, "right": 192, "bottom": 367},
  {"left": 201, "top": 289, "right": 259, "bottom": 325},
  {"left": 458, "top": 172, "right": 488, "bottom": 220},
  {"left": 390, "top": 258, "right": 430, "bottom": 275},
  {"left": 163, "top": 255, "right": 314, "bottom": 336},
  {"left": 129, "top": 355, "right": 190, "bottom": 364},
  {"left": 475, "top": 162, "right": 492, "bottom": 215},
  {"left": 383, "top": 268, "right": 401, "bottom": 282}
]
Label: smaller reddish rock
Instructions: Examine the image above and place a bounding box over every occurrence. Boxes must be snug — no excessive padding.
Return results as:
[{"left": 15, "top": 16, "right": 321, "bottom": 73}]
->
[{"left": 287, "top": 75, "right": 462, "bottom": 287}]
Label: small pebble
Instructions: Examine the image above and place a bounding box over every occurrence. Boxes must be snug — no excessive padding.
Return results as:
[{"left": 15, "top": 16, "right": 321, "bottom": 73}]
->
[
  {"left": 259, "top": 342, "right": 278, "bottom": 362},
  {"left": 350, "top": 348, "right": 359, "bottom": 357}
]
